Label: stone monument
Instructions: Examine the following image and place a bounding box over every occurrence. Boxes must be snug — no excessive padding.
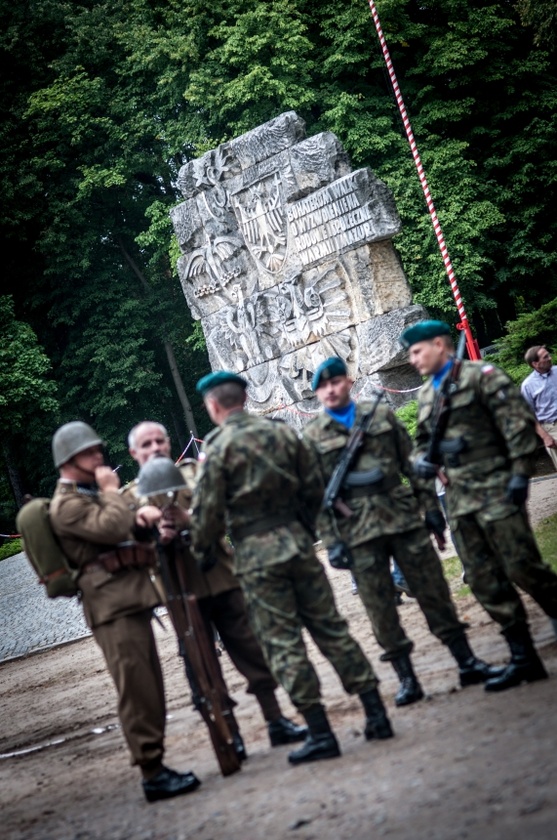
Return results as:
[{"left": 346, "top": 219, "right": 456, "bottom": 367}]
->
[{"left": 170, "top": 111, "right": 425, "bottom": 423}]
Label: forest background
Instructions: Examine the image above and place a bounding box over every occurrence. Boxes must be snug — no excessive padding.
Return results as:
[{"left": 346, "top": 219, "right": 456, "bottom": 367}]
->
[{"left": 1, "top": 0, "right": 556, "bottom": 532}]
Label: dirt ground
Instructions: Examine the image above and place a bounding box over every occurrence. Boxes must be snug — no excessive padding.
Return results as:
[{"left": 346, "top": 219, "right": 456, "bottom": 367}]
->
[{"left": 1, "top": 475, "right": 556, "bottom": 840}]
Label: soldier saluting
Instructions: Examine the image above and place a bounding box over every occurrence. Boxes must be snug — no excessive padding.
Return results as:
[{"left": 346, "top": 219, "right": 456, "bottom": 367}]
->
[
  {"left": 303, "top": 357, "right": 497, "bottom": 706},
  {"left": 401, "top": 319, "right": 557, "bottom": 691},
  {"left": 49, "top": 421, "right": 201, "bottom": 802}
]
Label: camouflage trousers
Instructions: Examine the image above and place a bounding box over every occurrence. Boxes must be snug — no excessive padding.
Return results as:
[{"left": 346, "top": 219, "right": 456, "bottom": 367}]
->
[
  {"left": 238, "top": 552, "right": 378, "bottom": 713},
  {"left": 451, "top": 508, "right": 557, "bottom": 630},
  {"left": 351, "top": 528, "right": 466, "bottom": 661}
]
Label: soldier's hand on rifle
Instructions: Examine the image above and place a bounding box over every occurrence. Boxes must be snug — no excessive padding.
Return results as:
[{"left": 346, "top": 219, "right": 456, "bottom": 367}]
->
[
  {"left": 414, "top": 454, "right": 438, "bottom": 480},
  {"left": 424, "top": 509, "right": 446, "bottom": 551},
  {"left": 158, "top": 504, "right": 190, "bottom": 544},
  {"left": 506, "top": 474, "right": 529, "bottom": 506},
  {"left": 135, "top": 505, "right": 163, "bottom": 529}
]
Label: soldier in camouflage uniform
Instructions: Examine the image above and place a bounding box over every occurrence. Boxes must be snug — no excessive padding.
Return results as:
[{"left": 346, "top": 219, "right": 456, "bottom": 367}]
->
[
  {"left": 188, "top": 371, "right": 394, "bottom": 765},
  {"left": 401, "top": 319, "right": 557, "bottom": 691},
  {"left": 303, "top": 357, "right": 498, "bottom": 706},
  {"left": 124, "top": 421, "right": 307, "bottom": 760}
]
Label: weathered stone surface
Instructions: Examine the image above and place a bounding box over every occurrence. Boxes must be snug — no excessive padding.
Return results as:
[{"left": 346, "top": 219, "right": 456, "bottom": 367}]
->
[{"left": 171, "top": 112, "right": 425, "bottom": 414}]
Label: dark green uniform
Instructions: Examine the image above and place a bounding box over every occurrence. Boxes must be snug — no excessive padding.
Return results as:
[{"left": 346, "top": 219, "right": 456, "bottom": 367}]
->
[
  {"left": 303, "top": 401, "right": 467, "bottom": 661},
  {"left": 189, "top": 411, "right": 379, "bottom": 712},
  {"left": 415, "top": 360, "right": 557, "bottom": 631}
]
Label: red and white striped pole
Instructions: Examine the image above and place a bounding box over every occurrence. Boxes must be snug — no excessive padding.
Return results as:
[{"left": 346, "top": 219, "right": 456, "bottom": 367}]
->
[{"left": 366, "top": 1, "right": 481, "bottom": 360}]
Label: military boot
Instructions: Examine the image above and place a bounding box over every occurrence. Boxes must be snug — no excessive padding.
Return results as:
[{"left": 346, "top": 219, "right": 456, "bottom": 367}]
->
[
  {"left": 142, "top": 766, "right": 201, "bottom": 803},
  {"left": 391, "top": 653, "right": 424, "bottom": 706},
  {"left": 360, "top": 689, "right": 394, "bottom": 741},
  {"left": 287, "top": 706, "right": 341, "bottom": 765},
  {"left": 447, "top": 634, "right": 505, "bottom": 687},
  {"left": 484, "top": 625, "right": 548, "bottom": 692},
  {"left": 268, "top": 715, "right": 308, "bottom": 746}
]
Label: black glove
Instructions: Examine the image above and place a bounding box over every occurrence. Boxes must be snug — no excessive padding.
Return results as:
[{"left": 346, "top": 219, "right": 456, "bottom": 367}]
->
[
  {"left": 424, "top": 509, "right": 446, "bottom": 540},
  {"left": 414, "top": 455, "right": 438, "bottom": 479},
  {"left": 198, "top": 551, "right": 218, "bottom": 573},
  {"left": 506, "top": 474, "right": 529, "bottom": 506},
  {"left": 327, "top": 541, "right": 354, "bottom": 570}
]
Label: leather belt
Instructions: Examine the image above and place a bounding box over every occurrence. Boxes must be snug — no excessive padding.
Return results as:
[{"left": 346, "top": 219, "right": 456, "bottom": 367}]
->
[
  {"left": 232, "top": 513, "right": 296, "bottom": 541},
  {"left": 443, "top": 445, "right": 502, "bottom": 468},
  {"left": 82, "top": 542, "right": 157, "bottom": 575}
]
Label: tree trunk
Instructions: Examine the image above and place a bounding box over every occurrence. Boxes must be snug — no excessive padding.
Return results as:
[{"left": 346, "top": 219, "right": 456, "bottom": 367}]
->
[
  {"left": 117, "top": 238, "right": 198, "bottom": 436},
  {"left": 164, "top": 339, "right": 198, "bottom": 436},
  {"left": 2, "top": 443, "right": 25, "bottom": 509}
]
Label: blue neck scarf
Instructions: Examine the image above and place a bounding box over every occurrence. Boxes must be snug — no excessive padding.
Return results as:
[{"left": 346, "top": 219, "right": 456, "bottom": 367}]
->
[{"left": 326, "top": 400, "right": 356, "bottom": 429}]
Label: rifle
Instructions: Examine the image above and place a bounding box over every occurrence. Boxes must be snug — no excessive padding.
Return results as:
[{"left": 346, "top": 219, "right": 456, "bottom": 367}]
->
[
  {"left": 157, "top": 537, "right": 241, "bottom": 777},
  {"left": 425, "top": 328, "right": 467, "bottom": 483},
  {"left": 322, "top": 391, "right": 383, "bottom": 519}
]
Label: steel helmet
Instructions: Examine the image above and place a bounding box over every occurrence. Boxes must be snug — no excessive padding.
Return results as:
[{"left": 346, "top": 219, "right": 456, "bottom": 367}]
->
[
  {"left": 137, "top": 456, "right": 188, "bottom": 498},
  {"left": 52, "top": 421, "right": 104, "bottom": 468}
]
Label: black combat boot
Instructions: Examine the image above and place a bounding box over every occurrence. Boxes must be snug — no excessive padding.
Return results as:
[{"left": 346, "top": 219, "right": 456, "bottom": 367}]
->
[
  {"left": 288, "top": 705, "right": 341, "bottom": 765},
  {"left": 142, "top": 766, "right": 201, "bottom": 803},
  {"left": 360, "top": 689, "right": 394, "bottom": 741},
  {"left": 391, "top": 653, "right": 425, "bottom": 706},
  {"left": 268, "top": 715, "right": 308, "bottom": 746},
  {"left": 447, "top": 634, "right": 505, "bottom": 687},
  {"left": 484, "top": 624, "right": 548, "bottom": 692}
]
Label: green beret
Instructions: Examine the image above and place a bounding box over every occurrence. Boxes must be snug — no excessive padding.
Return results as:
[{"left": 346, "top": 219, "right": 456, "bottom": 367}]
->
[
  {"left": 399, "top": 320, "right": 452, "bottom": 349},
  {"left": 196, "top": 370, "right": 248, "bottom": 397},
  {"left": 312, "top": 357, "right": 348, "bottom": 390}
]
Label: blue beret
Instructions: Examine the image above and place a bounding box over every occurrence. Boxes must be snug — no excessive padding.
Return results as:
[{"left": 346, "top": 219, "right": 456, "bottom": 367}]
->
[
  {"left": 311, "top": 357, "right": 348, "bottom": 391},
  {"left": 196, "top": 370, "right": 248, "bottom": 397},
  {"left": 399, "top": 320, "right": 452, "bottom": 349}
]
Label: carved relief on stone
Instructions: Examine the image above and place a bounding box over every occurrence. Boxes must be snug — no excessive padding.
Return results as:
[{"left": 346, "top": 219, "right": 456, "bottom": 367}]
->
[
  {"left": 232, "top": 172, "right": 287, "bottom": 274},
  {"left": 170, "top": 112, "right": 424, "bottom": 414}
]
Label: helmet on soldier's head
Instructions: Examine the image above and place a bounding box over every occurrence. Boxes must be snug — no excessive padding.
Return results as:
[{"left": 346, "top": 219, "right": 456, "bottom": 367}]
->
[
  {"left": 137, "top": 456, "right": 188, "bottom": 498},
  {"left": 52, "top": 421, "right": 104, "bottom": 468}
]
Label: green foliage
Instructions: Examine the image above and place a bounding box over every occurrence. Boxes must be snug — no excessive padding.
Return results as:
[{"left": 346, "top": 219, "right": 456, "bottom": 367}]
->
[
  {"left": 2, "top": 0, "right": 557, "bottom": 501},
  {"left": 0, "top": 296, "right": 58, "bottom": 432},
  {"left": 535, "top": 513, "right": 557, "bottom": 573},
  {"left": 0, "top": 539, "right": 22, "bottom": 562},
  {"left": 492, "top": 297, "right": 557, "bottom": 381},
  {"left": 394, "top": 399, "right": 419, "bottom": 438}
]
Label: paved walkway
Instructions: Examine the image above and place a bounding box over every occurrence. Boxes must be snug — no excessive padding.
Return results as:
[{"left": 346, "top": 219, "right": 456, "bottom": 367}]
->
[{"left": 0, "top": 551, "right": 90, "bottom": 663}]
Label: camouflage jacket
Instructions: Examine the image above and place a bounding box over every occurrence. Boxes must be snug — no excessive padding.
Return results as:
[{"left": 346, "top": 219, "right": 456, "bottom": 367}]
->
[
  {"left": 189, "top": 411, "right": 324, "bottom": 575},
  {"left": 415, "top": 360, "right": 537, "bottom": 520},
  {"left": 50, "top": 481, "right": 160, "bottom": 629},
  {"left": 303, "top": 401, "right": 439, "bottom": 547},
  {"left": 121, "top": 462, "right": 238, "bottom": 599}
]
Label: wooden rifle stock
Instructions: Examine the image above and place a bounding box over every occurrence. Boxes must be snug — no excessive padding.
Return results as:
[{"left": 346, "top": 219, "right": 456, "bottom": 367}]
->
[{"left": 157, "top": 542, "right": 241, "bottom": 777}]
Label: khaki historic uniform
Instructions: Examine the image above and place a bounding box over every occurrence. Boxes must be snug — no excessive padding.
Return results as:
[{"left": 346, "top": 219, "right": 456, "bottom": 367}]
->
[
  {"left": 122, "top": 464, "right": 280, "bottom": 721},
  {"left": 189, "top": 412, "right": 378, "bottom": 713},
  {"left": 303, "top": 401, "right": 467, "bottom": 660},
  {"left": 50, "top": 481, "right": 165, "bottom": 771},
  {"left": 415, "top": 360, "right": 557, "bottom": 630}
]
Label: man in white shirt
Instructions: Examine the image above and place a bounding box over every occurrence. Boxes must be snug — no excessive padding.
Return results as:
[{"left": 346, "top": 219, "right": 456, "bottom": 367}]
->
[{"left": 521, "top": 346, "right": 557, "bottom": 471}]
